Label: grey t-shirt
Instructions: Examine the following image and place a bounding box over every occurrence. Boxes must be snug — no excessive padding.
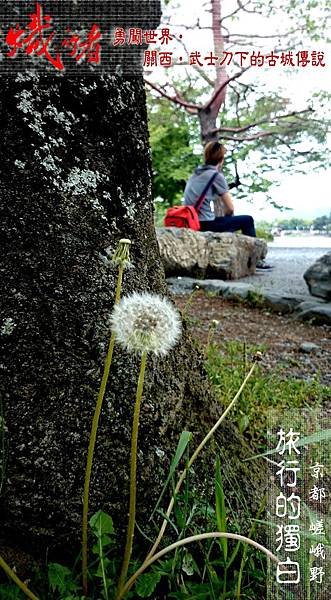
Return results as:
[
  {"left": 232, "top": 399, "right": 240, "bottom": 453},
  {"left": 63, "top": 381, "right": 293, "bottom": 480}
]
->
[{"left": 183, "top": 165, "right": 229, "bottom": 221}]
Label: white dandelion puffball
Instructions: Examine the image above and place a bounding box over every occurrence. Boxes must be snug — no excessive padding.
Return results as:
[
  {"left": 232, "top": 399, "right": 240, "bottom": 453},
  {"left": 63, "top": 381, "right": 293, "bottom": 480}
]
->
[{"left": 110, "top": 292, "right": 182, "bottom": 356}]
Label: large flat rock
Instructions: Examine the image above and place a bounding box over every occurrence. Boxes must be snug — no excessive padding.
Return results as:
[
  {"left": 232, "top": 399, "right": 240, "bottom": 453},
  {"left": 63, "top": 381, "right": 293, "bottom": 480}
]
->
[{"left": 156, "top": 227, "right": 267, "bottom": 280}]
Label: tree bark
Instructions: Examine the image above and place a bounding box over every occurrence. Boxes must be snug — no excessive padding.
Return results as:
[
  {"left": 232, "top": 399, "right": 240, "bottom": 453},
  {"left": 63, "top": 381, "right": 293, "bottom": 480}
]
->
[{"left": 0, "top": 1, "right": 268, "bottom": 560}]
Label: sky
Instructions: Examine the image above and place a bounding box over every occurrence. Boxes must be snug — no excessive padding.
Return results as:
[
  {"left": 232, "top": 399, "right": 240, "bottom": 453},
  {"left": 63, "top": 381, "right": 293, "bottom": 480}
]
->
[
  {"left": 149, "top": 0, "right": 331, "bottom": 222},
  {"left": 238, "top": 171, "right": 331, "bottom": 222}
]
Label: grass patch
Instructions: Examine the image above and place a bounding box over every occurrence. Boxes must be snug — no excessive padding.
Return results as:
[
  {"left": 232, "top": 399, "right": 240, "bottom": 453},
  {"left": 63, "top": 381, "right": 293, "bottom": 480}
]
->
[{"left": 205, "top": 340, "right": 331, "bottom": 448}]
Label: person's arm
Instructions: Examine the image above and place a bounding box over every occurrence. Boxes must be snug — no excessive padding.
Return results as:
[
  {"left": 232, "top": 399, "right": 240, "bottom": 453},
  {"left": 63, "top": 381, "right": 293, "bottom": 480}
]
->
[{"left": 221, "top": 191, "right": 234, "bottom": 215}]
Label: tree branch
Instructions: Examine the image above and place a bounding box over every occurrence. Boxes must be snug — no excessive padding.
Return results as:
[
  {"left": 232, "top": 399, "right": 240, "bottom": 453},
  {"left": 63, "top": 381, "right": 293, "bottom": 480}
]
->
[
  {"left": 203, "top": 67, "right": 250, "bottom": 111},
  {"left": 228, "top": 81, "right": 250, "bottom": 113},
  {"left": 237, "top": 0, "right": 263, "bottom": 14},
  {"left": 228, "top": 83, "right": 241, "bottom": 127},
  {"left": 144, "top": 79, "right": 200, "bottom": 113},
  {"left": 216, "top": 122, "right": 306, "bottom": 142},
  {"left": 175, "top": 36, "right": 215, "bottom": 87},
  {"left": 232, "top": 79, "right": 256, "bottom": 93},
  {"left": 219, "top": 131, "right": 281, "bottom": 141},
  {"left": 210, "top": 108, "right": 313, "bottom": 135},
  {"left": 220, "top": 0, "right": 254, "bottom": 23},
  {"left": 273, "top": 135, "right": 311, "bottom": 155},
  {"left": 160, "top": 20, "right": 210, "bottom": 30},
  {"left": 225, "top": 27, "right": 304, "bottom": 39},
  {"left": 293, "top": 115, "right": 329, "bottom": 129}
]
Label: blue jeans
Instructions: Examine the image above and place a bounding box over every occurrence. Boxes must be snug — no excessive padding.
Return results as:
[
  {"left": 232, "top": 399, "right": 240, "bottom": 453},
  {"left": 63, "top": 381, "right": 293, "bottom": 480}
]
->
[{"left": 200, "top": 215, "right": 256, "bottom": 237}]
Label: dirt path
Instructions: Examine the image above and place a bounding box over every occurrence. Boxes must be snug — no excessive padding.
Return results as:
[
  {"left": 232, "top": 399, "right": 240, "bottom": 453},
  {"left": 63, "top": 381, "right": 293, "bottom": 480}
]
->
[{"left": 174, "top": 291, "right": 331, "bottom": 386}]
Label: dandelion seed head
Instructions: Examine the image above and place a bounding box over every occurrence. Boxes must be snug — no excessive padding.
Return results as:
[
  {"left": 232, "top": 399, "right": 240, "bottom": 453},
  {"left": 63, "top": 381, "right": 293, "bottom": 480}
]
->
[{"left": 110, "top": 292, "right": 181, "bottom": 356}]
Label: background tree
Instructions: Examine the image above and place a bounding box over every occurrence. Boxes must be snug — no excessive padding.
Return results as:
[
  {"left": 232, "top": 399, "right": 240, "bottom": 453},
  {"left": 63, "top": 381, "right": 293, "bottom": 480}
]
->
[
  {"left": 312, "top": 213, "right": 331, "bottom": 232},
  {"left": 147, "top": 0, "right": 330, "bottom": 205}
]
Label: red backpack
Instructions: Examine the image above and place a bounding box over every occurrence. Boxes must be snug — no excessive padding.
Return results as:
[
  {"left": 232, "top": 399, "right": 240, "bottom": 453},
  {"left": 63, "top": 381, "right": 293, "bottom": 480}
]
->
[
  {"left": 164, "top": 205, "right": 200, "bottom": 230},
  {"left": 164, "top": 172, "right": 218, "bottom": 230}
]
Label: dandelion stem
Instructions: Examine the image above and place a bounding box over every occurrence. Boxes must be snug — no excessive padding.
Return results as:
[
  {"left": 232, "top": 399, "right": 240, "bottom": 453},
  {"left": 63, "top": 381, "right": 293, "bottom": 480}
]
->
[
  {"left": 82, "top": 265, "right": 124, "bottom": 595},
  {"left": 116, "top": 350, "right": 147, "bottom": 599},
  {"left": 118, "top": 531, "right": 279, "bottom": 600},
  {"left": 0, "top": 555, "right": 39, "bottom": 600}
]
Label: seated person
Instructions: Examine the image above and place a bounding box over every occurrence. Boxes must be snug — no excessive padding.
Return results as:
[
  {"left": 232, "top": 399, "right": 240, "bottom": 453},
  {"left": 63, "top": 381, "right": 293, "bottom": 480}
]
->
[{"left": 184, "top": 141, "right": 256, "bottom": 238}]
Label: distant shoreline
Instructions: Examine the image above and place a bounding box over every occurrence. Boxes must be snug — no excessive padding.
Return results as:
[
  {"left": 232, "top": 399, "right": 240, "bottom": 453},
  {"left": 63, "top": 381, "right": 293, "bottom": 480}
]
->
[{"left": 269, "top": 235, "right": 331, "bottom": 249}]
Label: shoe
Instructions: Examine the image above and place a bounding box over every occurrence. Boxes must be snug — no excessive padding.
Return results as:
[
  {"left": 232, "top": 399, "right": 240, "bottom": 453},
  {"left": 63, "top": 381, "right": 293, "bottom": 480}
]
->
[{"left": 256, "top": 261, "right": 274, "bottom": 269}]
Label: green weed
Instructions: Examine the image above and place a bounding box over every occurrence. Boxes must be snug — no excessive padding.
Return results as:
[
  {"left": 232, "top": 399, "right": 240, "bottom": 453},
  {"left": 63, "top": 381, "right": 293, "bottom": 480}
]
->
[{"left": 205, "top": 340, "right": 330, "bottom": 447}]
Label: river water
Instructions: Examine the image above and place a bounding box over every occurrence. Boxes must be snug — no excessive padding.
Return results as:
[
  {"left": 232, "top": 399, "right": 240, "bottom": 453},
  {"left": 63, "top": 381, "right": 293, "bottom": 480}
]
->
[
  {"left": 269, "top": 235, "right": 331, "bottom": 249},
  {"left": 244, "top": 235, "right": 331, "bottom": 296}
]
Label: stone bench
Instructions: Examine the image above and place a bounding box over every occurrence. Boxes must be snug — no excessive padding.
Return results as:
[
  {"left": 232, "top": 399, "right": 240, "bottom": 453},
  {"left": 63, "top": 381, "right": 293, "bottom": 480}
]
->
[{"left": 156, "top": 227, "right": 268, "bottom": 280}]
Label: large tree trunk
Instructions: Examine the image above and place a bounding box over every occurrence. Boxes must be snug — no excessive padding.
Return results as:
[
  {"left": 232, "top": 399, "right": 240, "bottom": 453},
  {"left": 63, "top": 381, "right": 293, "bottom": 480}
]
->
[{"left": 0, "top": 2, "right": 267, "bottom": 560}]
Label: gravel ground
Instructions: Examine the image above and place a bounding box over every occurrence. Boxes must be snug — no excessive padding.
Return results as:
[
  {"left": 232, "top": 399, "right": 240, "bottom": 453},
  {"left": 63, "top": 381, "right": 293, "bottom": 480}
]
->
[
  {"left": 174, "top": 291, "right": 331, "bottom": 386},
  {"left": 243, "top": 245, "right": 330, "bottom": 297}
]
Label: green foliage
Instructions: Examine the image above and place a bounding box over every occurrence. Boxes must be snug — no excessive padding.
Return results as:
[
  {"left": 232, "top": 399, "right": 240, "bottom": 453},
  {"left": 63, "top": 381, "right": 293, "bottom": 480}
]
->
[
  {"left": 312, "top": 212, "right": 331, "bottom": 232},
  {"left": 278, "top": 217, "right": 312, "bottom": 230},
  {"left": 215, "top": 456, "right": 227, "bottom": 562},
  {"left": 150, "top": 486, "right": 267, "bottom": 600},
  {"left": 48, "top": 564, "right": 79, "bottom": 597},
  {"left": 150, "top": 430, "right": 192, "bottom": 521},
  {"left": 255, "top": 225, "right": 274, "bottom": 241},
  {"left": 147, "top": 95, "right": 200, "bottom": 204},
  {"left": 90, "top": 510, "right": 115, "bottom": 538},
  {"left": 249, "top": 428, "right": 331, "bottom": 461},
  {"left": 246, "top": 290, "right": 266, "bottom": 308},
  {"left": 0, "top": 585, "right": 23, "bottom": 599},
  {"left": 256, "top": 214, "right": 331, "bottom": 233},
  {"left": 135, "top": 571, "right": 162, "bottom": 597},
  {"left": 153, "top": 196, "right": 168, "bottom": 227},
  {"left": 90, "top": 511, "right": 116, "bottom": 599},
  {"left": 49, "top": 513, "right": 116, "bottom": 599},
  {"left": 218, "top": 88, "right": 329, "bottom": 201}
]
